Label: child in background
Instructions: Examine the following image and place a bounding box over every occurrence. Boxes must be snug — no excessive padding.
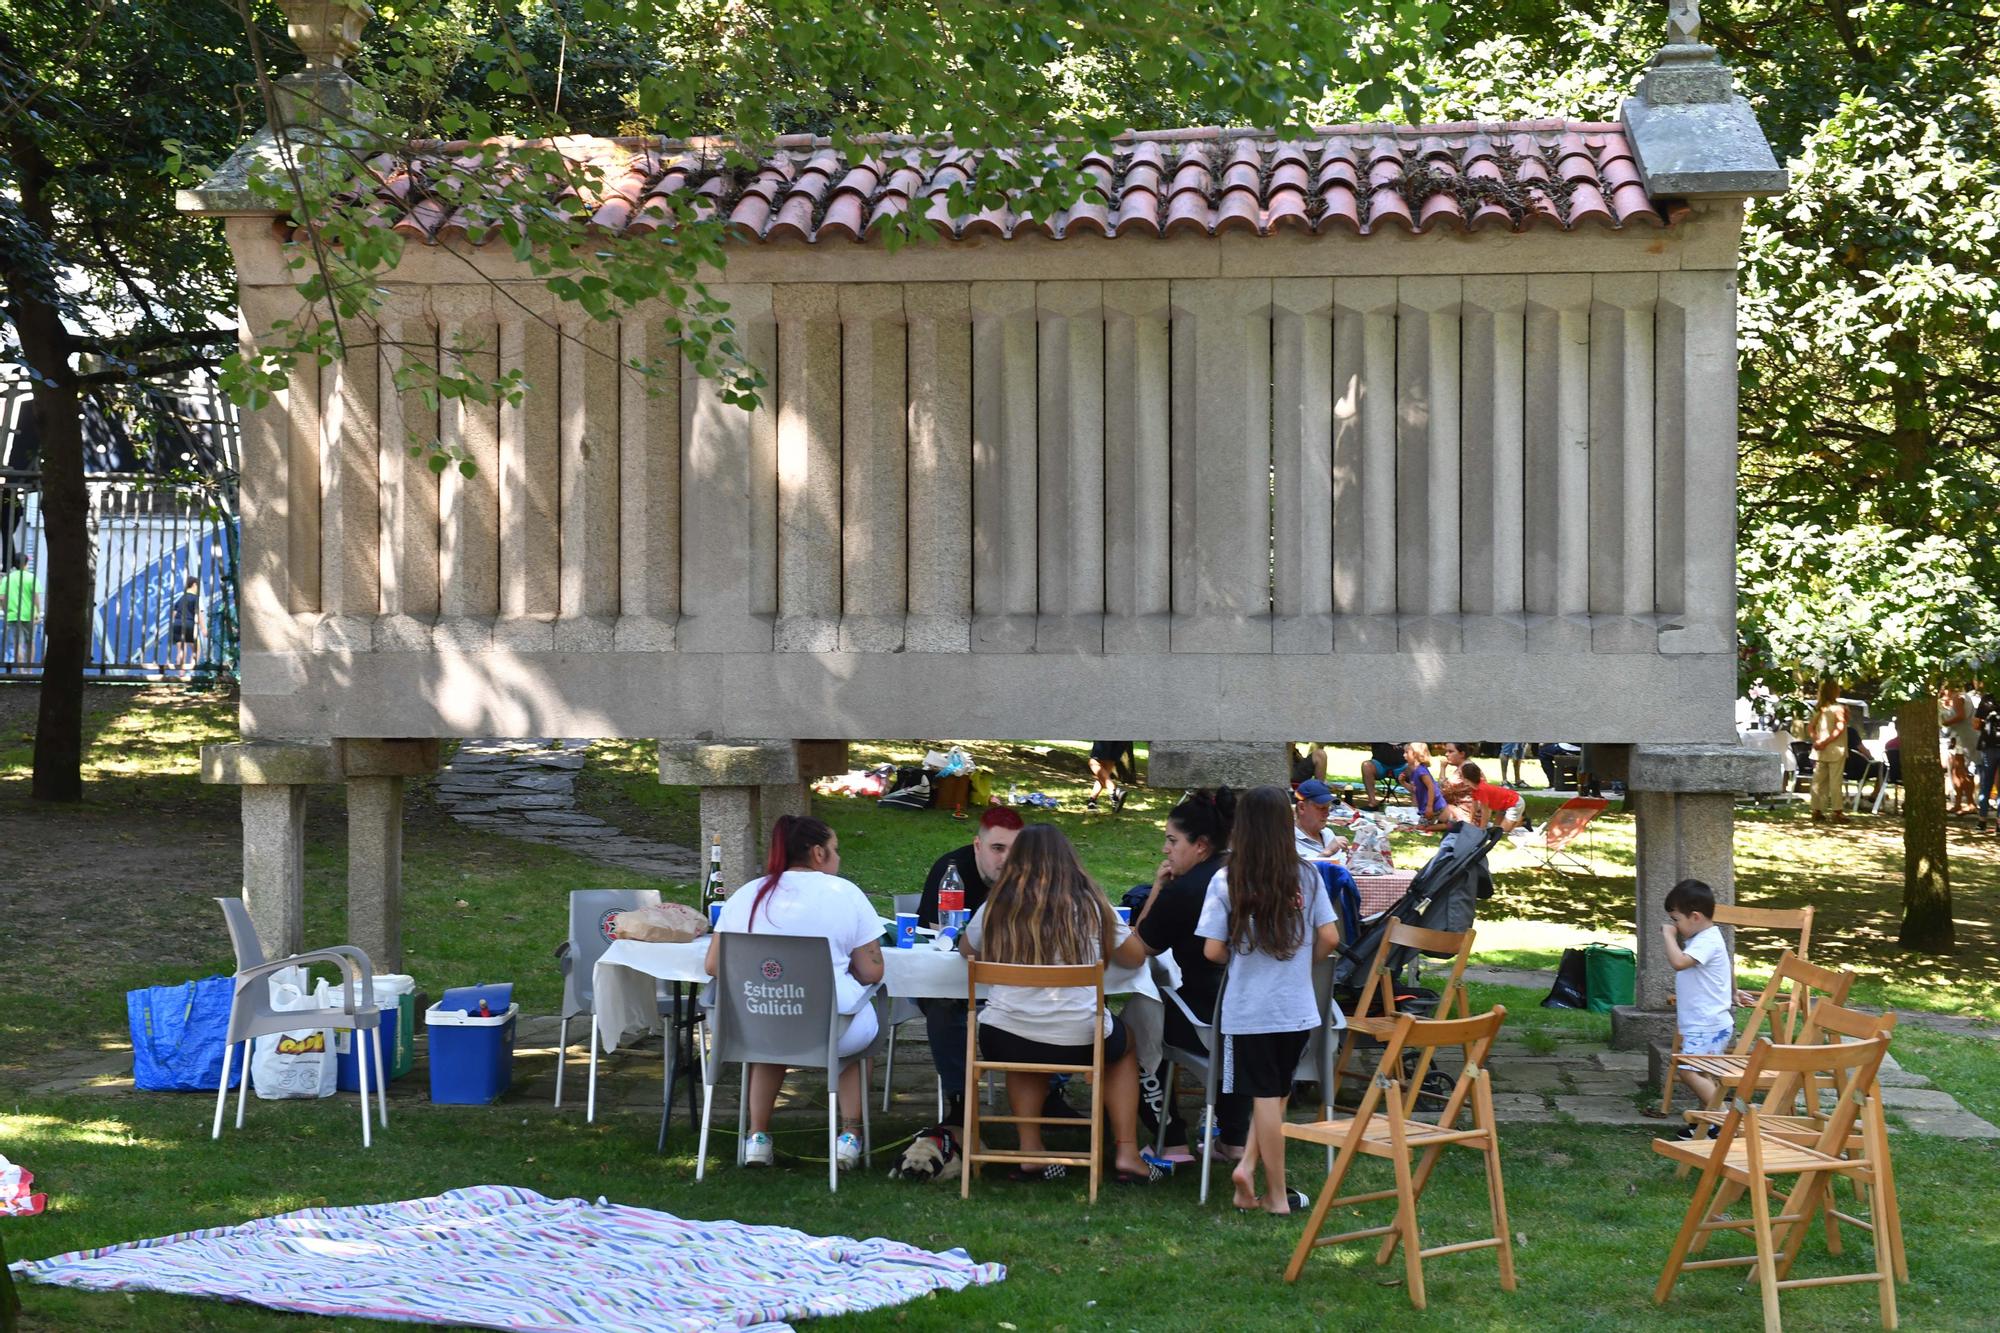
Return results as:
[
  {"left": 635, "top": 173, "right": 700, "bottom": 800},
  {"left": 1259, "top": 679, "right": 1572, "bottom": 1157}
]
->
[
  {"left": 1659, "top": 878, "right": 1752, "bottom": 1135},
  {"left": 1400, "top": 742, "right": 1447, "bottom": 827},
  {"left": 1198, "top": 785, "right": 1342, "bottom": 1214}
]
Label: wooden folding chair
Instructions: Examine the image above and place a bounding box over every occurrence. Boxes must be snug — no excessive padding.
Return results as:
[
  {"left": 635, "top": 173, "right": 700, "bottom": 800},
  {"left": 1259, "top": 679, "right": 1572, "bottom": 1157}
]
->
[
  {"left": 959, "top": 958, "right": 1105, "bottom": 1203},
  {"left": 1330, "top": 922, "right": 1474, "bottom": 1115},
  {"left": 1659, "top": 905, "right": 1816, "bottom": 1116},
  {"left": 1652, "top": 1032, "right": 1896, "bottom": 1333},
  {"left": 1527, "top": 796, "right": 1608, "bottom": 876},
  {"left": 1283, "top": 1007, "right": 1516, "bottom": 1310},
  {"left": 1666, "top": 950, "right": 1850, "bottom": 1132},
  {"left": 1681, "top": 1003, "right": 1905, "bottom": 1285}
]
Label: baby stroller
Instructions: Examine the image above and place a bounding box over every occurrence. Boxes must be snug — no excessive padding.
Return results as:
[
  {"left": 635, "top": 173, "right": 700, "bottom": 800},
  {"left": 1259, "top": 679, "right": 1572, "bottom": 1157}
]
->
[{"left": 1331, "top": 823, "right": 1505, "bottom": 1109}]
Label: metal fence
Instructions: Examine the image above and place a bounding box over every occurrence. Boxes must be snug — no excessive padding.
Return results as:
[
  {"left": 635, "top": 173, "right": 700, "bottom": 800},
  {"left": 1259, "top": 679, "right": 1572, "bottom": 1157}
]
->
[{"left": 0, "top": 472, "right": 240, "bottom": 683}]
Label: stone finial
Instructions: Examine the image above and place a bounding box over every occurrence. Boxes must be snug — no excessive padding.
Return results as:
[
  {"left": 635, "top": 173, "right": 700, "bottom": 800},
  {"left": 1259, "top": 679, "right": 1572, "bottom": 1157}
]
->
[
  {"left": 1666, "top": 0, "right": 1700, "bottom": 46},
  {"left": 281, "top": 0, "right": 373, "bottom": 71}
]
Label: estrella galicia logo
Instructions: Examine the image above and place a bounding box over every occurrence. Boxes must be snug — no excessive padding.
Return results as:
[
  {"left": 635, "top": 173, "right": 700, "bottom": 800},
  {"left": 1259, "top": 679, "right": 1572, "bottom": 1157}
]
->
[
  {"left": 761, "top": 959, "right": 784, "bottom": 981},
  {"left": 599, "top": 909, "right": 621, "bottom": 942}
]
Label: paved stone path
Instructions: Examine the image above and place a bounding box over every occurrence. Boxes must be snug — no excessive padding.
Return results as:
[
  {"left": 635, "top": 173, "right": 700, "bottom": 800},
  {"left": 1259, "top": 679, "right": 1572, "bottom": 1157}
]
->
[{"left": 435, "top": 738, "right": 698, "bottom": 880}]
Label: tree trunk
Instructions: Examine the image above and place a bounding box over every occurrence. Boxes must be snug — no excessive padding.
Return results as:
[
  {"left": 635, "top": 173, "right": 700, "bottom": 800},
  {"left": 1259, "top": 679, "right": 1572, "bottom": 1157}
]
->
[{"left": 1895, "top": 695, "right": 1954, "bottom": 952}]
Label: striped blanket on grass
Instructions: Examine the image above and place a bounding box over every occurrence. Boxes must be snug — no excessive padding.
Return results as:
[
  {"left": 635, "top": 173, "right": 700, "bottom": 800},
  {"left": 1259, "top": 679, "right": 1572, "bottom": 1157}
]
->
[{"left": 12, "top": 1185, "right": 1004, "bottom": 1332}]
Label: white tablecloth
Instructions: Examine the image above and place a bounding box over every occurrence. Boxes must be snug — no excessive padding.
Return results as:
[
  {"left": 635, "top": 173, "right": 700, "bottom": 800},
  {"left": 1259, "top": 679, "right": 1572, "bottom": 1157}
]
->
[{"left": 591, "top": 932, "right": 1168, "bottom": 1054}]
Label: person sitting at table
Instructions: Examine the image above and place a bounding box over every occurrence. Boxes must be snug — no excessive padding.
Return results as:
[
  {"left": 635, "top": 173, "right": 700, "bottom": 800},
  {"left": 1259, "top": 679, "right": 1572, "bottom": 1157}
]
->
[
  {"left": 912, "top": 807, "right": 1077, "bottom": 1127},
  {"left": 962, "top": 824, "right": 1165, "bottom": 1183},
  {"left": 1358, "top": 742, "right": 1406, "bottom": 808},
  {"left": 706, "top": 814, "right": 884, "bottom": 1171},
  {"left": 1449, "top": 761, "right": 1525, "bottom": 832},
  {"left": 1110, "top": 788, "right": 1248, "bottom": 1161},
  {"left": 1400, "top": 742, "right": 1448, "bottom": 827},
  {"left": 1292, "top": 779, "right": 1344, "bottom": 860}
]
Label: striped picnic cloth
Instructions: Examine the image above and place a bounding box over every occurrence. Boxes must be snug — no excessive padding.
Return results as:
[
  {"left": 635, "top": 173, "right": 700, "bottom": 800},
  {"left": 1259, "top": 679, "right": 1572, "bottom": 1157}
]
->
[{"left": 13, "top": 1185, "right": 1004, "bottom": 1332}]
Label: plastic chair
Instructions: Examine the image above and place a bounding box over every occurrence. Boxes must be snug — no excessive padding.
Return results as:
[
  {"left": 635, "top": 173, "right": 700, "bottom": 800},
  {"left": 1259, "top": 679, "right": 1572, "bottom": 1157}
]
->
[
  {"left": 554, "top": 888, "right": 661, "bottom": 1108},
  {"left": 960, "top": 958, "right": 1106, "bottom": 1203},
  {"left": 696, "top": 932, "right": 876, "bottom": 1193},
  {"left": 1156, "top": 956, "right": 1342, "bottom": 1202},
  {"left": 1652, "top": 1031, "right": 1896, "bottom": 1332},
  {"left": 211, "top": 897, "right": 385, "bottom": 1147},
  {"left": 879, "top": 892, "right": 934, "bottom": 1113},
  {"left": 1283, "top": 1007, "right": 1517, "bottom": 1309}
]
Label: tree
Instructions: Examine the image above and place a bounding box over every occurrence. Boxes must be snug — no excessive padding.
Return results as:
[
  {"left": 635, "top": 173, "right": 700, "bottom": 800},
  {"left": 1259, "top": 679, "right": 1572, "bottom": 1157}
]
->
[
  {"left": 1, "top": 0, "right": 271, "bottom": 800},
  {"left": 1739, "top": 523, "right": 2000, "bottom": 950}
]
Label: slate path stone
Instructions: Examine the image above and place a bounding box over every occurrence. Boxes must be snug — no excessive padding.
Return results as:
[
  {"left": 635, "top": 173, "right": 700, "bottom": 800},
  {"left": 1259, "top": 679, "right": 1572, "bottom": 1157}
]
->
[{"left": 433, "top": 738, "right": 699, "bottom": 880}]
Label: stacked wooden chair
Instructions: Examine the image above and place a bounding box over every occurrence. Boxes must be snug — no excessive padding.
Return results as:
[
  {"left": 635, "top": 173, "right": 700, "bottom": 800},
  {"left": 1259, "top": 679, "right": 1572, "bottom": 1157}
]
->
[
  {"left": 1283, "top": 1007, "right": 1517, "bottom": 1311},
  {"left": 1652, "top": 1022, "right": 1899, "bottom": 1332},
  {"left": 1330, "top": 922, "right": 1475, "bottom": 1116},
  {"left": 1659, "top": 904, "right": 1815, "bottom": 1117}
]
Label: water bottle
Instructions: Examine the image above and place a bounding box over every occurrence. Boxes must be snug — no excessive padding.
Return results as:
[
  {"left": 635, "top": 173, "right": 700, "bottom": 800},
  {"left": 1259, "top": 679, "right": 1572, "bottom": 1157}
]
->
[{"left": 937, "top": 862, "right": 969, "bottom": 935}]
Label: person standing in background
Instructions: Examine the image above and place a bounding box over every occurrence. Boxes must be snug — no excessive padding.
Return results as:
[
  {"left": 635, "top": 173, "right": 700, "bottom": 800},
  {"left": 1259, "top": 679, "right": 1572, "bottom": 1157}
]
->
[
  {"left": 167, "top": 575, "right": 201, "bottom": 676},
  {"left": 1, "top": 555, "right": 39, "bottom": 668},
  {"left": 1809, "top": 682, "right": 1849, "bottom": 824}
]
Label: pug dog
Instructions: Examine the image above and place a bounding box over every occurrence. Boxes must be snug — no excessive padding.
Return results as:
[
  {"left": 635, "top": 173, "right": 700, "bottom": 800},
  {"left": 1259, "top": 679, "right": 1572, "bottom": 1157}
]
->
[{"left": 889, "top": 1123, "right": 963, "bottom": 1185}]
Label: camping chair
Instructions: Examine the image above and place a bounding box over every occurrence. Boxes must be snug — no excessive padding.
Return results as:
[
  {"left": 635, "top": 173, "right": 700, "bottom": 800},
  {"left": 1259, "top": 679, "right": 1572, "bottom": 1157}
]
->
[
  {"left": 1680, "top": 1003, "right": 1906, "bottom": 1285},
  {"left": 695, "top": 932, "right": 876, "bottom": 1193},
  {"left": 960, "top": 958, "right": 1106, "bottom": 1203},
  {"left": 1154, "top": 957, "right": 1342, "bottom": 1203},
  {"left": 879, "top": 892, "right": 937, "bottom": 1114},
  {"left": 1330, "top": 922, "right": 1475, "bottom": 1115},
  {"left": 1282, "top": 1007, "right": 1516, "bottom": 1311},
  {"left": 1525, "top": 795, "right": 1608, "bottom": 876},
  {"left": 554, "top": 888, "right": 661, "bottom": 1109},
  {"left": 1652, "top": 1031, "right": 1896, "bottom": 1333},
  {"left": 1665, "top": 950, "right": 1852, "bottom": 1133},
  {"left": 211, "top": 898, "right": 386, "bottom": 1147},
  {"left": 1659, "top": 905, "right": 1816, "bottom": 1116}
]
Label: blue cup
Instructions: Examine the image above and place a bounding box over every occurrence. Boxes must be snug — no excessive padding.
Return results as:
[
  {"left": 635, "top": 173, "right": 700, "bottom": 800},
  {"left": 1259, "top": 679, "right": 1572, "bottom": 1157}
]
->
[
  {"left": 894, "top": 911, "right": 919, "bottom": 948},
  {"left": 708, "top": 902, "right": 724, "bottom": 930},
  {"left": 1115, "top": 905, "right": 1133, "bottom": 926}
]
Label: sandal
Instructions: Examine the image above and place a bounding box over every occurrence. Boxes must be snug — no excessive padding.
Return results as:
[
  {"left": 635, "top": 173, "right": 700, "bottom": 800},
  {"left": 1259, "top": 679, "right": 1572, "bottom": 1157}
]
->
[
  {"left": 1008, "top": 1163, "right": 1067, "bottom": 1182},
  {"left": 1115, "top": 1161, "right": 1168, "bottom": 1185},
  {"left": 1236, "top": 1187, "right": 1312, "bottom": 1214}
]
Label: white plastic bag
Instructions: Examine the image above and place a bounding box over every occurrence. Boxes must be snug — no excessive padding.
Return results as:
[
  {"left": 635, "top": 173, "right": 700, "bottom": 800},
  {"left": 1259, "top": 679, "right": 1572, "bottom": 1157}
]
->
[{"left": 251, "top": 966, "right": 338, "bottom": 1099}]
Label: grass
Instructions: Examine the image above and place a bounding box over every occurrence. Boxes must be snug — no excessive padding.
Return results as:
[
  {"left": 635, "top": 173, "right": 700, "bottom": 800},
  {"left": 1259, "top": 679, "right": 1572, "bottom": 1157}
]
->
[{"left": 7, "top": 698, "right": 2000, "bottom": 1329}]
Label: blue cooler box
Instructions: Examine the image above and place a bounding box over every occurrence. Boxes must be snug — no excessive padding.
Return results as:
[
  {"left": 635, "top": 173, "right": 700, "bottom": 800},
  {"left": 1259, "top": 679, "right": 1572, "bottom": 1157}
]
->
[
  {"left": 334, "top": 1003, "right": 399, "bottom": 1093},
  {"left": 426, "top": 983, "right": 517, "bottom": 1105}
]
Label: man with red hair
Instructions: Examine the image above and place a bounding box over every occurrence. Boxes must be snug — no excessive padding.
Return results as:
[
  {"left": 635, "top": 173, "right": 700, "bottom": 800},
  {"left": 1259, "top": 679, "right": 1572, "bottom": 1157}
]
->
[{"left": 915, "top": 808, "right": 1074, "bottom": 1124}]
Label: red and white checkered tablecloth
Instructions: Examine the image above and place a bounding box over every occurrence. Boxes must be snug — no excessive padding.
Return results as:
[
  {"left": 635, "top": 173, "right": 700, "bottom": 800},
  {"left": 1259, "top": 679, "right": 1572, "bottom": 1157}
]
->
[{"left": 1351, "top": 871, "right": 1416, "bottom": 918}]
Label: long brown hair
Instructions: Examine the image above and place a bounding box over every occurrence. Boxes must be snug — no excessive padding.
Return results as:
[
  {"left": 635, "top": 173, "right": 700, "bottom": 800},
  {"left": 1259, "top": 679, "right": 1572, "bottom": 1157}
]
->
[
  {"left": 1223, "top": 785, "right": 1308, "bottom": 961},
  {"left": 978, "top": 824, "right": 1109, "bottom": 966}
]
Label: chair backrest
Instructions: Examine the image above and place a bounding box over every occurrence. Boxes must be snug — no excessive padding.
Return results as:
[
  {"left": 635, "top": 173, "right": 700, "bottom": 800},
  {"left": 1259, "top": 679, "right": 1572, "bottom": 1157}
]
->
[
  {"left": 1365, "top": 1005, "right": 1507, "bottom": 1129},
  {"left": 217, "top": 898, "right": 266, "bottom": 973},
  {"left": 1727, "top": 1034, "right": 1889, "bottom": 1155},
  {"left": 711, "top": 931, "right": 843, "bottom": 1071},
  {"left": 1732, "top": 948, "right": 1851, "bottom": 1053},
  {"left": 1539, "top": 797, "right": 1608, "bottom": 851},
  {"left": 965, "top": 959, "right": 1106, "bottom": 994},
  {"left": 562, "top": 888, "right": 663, "bottom": 1018},
  {"left": 1354, "top": 922, "right": 1474, "bottom": 1022},
  {"left": 1714, "top": 904, "right": 1815, "bottom": 1041},
  {"left": 892, "top": 892, "right": 919, "bottom": 917}
]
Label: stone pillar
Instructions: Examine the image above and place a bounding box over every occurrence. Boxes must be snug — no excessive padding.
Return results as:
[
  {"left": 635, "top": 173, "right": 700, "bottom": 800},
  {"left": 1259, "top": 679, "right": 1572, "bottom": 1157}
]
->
[
  {"left": 202, "top": 741, "right": 342, "bottom": 959},
  {"left": 336, "top": 740, "right": 441, "bottom": 970},
  {"left": 1146, "top": 742, "right": 1291, "bottom": 792},
  {"left": 659, "top": 740, "right": 849, "bottom": 885},
  {"left": 1614, "top": 744, "right": 1784, "bottom": 1077}
]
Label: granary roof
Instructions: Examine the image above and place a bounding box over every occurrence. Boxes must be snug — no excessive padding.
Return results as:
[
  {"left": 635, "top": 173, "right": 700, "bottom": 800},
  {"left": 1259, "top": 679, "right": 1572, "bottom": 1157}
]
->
[{"left": 334, "top": 121, "right": 1689, "bottom": 248}]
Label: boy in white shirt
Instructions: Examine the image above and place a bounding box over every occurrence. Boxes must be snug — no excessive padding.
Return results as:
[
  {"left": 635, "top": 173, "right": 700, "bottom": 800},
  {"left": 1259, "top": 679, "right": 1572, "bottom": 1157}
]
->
[{"left": 1660, "top": 879, "right": 1742, "bottom": 1131}]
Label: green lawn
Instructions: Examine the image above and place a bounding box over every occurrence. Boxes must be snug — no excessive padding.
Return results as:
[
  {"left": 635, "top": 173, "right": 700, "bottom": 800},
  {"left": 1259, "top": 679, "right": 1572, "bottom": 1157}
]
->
[{"left": 6, "top": 697, "right": 2000, "bottom": 1330}]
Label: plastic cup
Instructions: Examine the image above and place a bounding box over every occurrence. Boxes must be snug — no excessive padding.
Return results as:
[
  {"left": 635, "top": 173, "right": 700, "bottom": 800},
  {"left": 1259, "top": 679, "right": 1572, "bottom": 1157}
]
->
[
  {"left": 895, "top": 911, "right": 919, "bottom": 948},
  {"left": 708, "top": 902, "right": 724, "bottom": 930},
  {"left": 1115, "top": 905, "right": 1133, "bottom": 926}
]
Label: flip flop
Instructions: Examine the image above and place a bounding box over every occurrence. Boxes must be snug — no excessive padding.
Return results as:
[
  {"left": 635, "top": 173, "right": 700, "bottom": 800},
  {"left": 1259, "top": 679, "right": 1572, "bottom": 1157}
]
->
[
  {"left": 1115, "top": 1161, "right": 1169, "bottom": 1185},
  {"left": 1008, "top": 1163, "right": 1068, "bottom": 1182}
]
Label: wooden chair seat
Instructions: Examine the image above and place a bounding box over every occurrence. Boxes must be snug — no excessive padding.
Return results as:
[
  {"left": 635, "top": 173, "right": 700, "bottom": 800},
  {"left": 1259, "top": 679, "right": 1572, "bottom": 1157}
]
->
[
  {"left": 1654, "top": 1132, "right": 1850, "bottom": 1178},
  {"left": 1286, "top": 1114, "right": 1493, "bottom": 1154}
]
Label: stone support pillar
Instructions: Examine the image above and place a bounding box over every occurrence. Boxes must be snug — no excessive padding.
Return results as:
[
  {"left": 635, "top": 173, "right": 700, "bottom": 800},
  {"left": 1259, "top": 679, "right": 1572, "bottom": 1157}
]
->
[
  {"left": 1146, "top": 742, "right": 1291, "bottom": 792},
  {"left": 336, "top": 740, "right": 441, "bottom": 970},
  {"left": 203, "top": 741, "right": 342, "bottom": 960},
  {"left": 659, "top": 740, "right": 850, "bottom": 885},
  {"left": 1614, "top": 744, "right": 1784, "bottom": 1077}
]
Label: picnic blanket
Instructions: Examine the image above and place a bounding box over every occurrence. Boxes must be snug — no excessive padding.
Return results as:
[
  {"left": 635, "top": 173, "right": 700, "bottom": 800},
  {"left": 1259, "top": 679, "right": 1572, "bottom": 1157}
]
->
[{"left": 11, "top": 1185, "right": 1004, "bottom": 1332}]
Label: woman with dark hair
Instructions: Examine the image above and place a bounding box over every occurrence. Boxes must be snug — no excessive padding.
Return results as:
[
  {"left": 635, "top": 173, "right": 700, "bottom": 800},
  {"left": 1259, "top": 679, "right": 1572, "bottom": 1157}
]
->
[
  {"left": 963, "top": 825, "right": 1162, "bottom": 1183},
  {"left": 1198, "top": 786, "right": 1339, "bottom": 1213},
  {"left": 704, "top": 815, "right": 885, "bottom": 1170},
  {"left": 1111, "top": 787, "right": 1247, "bottom": 1158}
]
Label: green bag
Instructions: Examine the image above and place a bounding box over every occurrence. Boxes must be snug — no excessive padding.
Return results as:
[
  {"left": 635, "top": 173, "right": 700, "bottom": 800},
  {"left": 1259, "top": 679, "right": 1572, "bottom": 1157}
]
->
[{"left": 1583, "top": 943, "right": 1636, "bottom": 1013}]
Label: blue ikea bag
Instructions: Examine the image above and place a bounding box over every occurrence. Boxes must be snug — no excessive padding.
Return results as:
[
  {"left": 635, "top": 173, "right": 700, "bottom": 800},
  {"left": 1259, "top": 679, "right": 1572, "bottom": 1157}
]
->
[{"left": 129, "top": 976, "right": 241, "bottom": 1091}]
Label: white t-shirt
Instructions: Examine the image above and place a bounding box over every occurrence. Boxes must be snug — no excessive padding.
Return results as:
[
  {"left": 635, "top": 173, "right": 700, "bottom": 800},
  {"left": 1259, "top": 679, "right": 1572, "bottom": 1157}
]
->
[
  {"left": 716, "top": 870, "right": 881, "bottom": 1013},
  {"left": 1675, "top": 925, "right": 1734, "bottom": 1036},
  {"left": 1294, "top": 822, "right": 1338, "bottom": 859},
  {"left": 1196, "top": 865, "right": 1335, "bottom": 1035},
  {"left": 964, "top": 904, "right": 1120, "bottom": 1046}
]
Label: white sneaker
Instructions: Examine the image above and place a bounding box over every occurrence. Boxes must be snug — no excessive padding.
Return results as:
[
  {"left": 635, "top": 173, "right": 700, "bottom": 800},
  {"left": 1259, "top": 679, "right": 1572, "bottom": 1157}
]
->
[
  {"left": 743, "top": 1132, "right": 774, "bottom": 1167},
  {"left": 835, "top": 1131, "right": 863, "bottom": 1170}
]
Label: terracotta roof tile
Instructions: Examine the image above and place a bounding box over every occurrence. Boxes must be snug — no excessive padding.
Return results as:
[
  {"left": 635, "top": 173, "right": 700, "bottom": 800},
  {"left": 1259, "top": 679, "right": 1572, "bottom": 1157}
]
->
[{"left": 327, "top": 121, "right": 1689, "bottom": 248}]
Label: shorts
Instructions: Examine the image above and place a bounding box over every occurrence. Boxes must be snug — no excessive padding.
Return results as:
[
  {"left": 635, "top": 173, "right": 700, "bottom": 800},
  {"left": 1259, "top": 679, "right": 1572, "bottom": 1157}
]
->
[
  {"left": 1219, "top": 1028, "right": 1313, "bottom": 1098},
  {"left": 1500, "top": 743, "right": 1525, "bottom": 759},
  {"left": 979, "top": 1013, "right": 1130, "bottom": 1068},
  {"left": 1679, "top": 1025, "right": 1734, "bottom": 1057},
  {"left": 1090, "top": 741, "right": 1127, "bottom": 764},
  {"left": 1372, "top": 759, "right": 1407, "bottom": 782},
  {"left": 169, "top": 624, "right": 197, "bottom": 646}
]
